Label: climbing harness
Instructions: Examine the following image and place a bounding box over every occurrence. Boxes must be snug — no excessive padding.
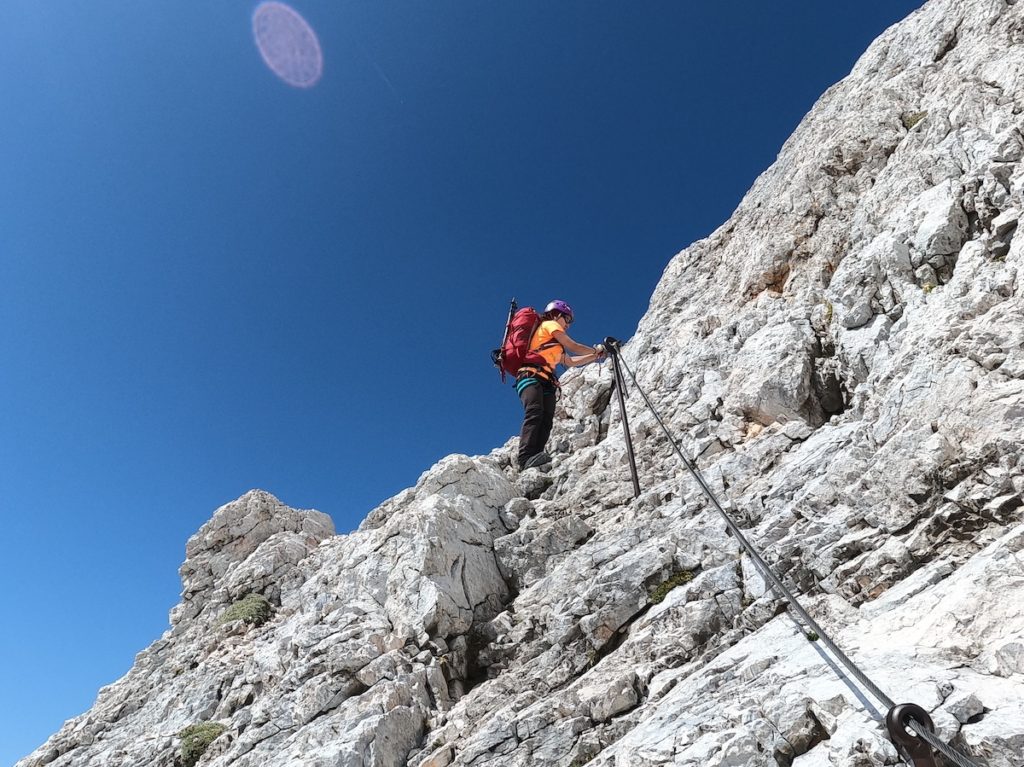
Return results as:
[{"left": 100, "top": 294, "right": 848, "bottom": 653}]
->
[{"left": 601, "top": 337, "right": 980, "bottom": 767}]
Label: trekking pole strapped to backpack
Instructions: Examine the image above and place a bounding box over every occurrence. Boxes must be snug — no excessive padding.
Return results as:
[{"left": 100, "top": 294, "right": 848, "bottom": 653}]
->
[{"left": 491, "top": 298, "right": 518, "bottom": 383}]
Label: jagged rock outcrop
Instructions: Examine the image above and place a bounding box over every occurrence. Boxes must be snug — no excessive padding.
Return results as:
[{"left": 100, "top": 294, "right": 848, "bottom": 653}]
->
[{"left": 17, "top": 0, "right": 1024, "bottom": 765}]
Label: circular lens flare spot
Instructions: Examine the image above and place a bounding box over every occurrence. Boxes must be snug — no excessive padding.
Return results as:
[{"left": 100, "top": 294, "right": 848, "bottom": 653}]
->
[{"left": 252, "top": 2, "right": 323, "bottom": 88}]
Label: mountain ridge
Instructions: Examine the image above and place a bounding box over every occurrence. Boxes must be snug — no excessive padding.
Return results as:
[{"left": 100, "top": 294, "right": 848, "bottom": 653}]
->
[{"left": 18, "top": 0, "right": 1024, "bottom": 765}]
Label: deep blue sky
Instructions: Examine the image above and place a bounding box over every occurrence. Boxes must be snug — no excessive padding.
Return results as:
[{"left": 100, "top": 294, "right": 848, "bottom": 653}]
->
[{"left": 2, "top": 1, "right": 923, "bottom": 763}]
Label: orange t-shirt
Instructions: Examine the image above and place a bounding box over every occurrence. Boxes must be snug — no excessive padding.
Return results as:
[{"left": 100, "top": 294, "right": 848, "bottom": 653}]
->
[{"left": 530, "top": 320, "right": 565, "bottom": 372}]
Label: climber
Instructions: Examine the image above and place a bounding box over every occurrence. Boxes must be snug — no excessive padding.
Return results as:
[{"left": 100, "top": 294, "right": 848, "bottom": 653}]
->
[{"left": 516, "top": 300, "right": 605, "bottom": 470}]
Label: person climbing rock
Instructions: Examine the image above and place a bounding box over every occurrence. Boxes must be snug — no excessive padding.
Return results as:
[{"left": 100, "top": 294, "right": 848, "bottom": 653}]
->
[{"left": 516, "top": 300, "right": 604, "bottom": 470}]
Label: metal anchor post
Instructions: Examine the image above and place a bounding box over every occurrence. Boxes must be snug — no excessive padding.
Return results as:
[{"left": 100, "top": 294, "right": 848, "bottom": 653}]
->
[{"left": 604, "top": 337, "right": 641, "bottom": 499}]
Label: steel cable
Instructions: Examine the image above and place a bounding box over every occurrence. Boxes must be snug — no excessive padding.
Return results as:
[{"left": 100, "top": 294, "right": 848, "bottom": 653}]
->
[
  {"left": 909, "top": 725, "right": 981, "bottom": 767},
  {"left": 612, "top": 350, "right": 981, "bottom": 767}
]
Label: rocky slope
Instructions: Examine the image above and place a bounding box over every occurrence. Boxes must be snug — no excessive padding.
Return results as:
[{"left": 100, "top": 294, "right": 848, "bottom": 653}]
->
[{"left": 17, "top": 0, "right": 1024, "bottom": 765}]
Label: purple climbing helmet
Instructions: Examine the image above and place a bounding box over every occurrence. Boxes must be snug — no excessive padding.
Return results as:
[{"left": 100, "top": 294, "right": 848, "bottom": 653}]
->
[{"left": 544, "top": 299, "right": 574, "bottom": 322}]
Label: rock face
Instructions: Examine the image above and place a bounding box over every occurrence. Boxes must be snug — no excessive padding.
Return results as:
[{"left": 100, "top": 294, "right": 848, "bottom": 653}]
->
[{"left": 17, "top": 1, "right": 1024, "bottom": 766}]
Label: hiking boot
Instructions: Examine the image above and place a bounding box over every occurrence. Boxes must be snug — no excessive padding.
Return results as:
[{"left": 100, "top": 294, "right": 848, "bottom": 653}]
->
[{"left": 522, "top": 451, "right": 552, "bottom": 470}]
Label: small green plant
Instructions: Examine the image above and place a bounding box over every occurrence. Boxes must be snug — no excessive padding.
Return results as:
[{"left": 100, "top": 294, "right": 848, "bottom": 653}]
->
[
  {"left": 806, "top": 631, "right": 820, "bottom": 642},
  {"left": 179, "top": 722, "right": 226, "bottom": 767},
  {"left": 219, "top": 593, "right": 274, "bottom": 627},
  {"left": 901, "top": 110, "right": 928, "bottom": 130},
  {"left": 922, "top": 282, "right": 936, "bottom": 294},
  {"left": 649, "top": 570, "right": 695, "bottom": 604}
]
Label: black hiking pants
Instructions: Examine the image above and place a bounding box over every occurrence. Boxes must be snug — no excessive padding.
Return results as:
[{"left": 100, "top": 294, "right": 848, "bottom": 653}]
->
[{"left": 517, "top": 377, "right": 557, "bottom": 468}]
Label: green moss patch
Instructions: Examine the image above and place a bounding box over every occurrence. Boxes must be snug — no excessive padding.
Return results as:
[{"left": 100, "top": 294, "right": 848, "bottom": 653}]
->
[
  {"left": 219, "top": 593, "right": 274, "bottom": 627},
  {"left": 648, "top": 570, "right": 695, "bottom": 604},
  {"left": 901, "top": 110, "right": 928, "bottom": 130},
  {"left": 179, "top": 722, "right": 226, "bottom": 767}
]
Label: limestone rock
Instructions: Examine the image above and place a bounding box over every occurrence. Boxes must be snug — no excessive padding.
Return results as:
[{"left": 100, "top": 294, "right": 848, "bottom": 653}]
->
[
  {"left": 17, "top": 2, "right": 1024, "bottom": 767},
  {"left": 173, "top": 490, "right": 334, "bottom": 625}
]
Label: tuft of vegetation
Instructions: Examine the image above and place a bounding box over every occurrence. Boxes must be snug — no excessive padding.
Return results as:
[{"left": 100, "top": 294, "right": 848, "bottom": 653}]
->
[
  {"left": 219, "top": 593, "right": 274, "bottom": 627},
  {"left": 806, "top": 631, "right": 820, "bottom": 642},
  {"left": 649, "top": 570, "right": 695, "bottom": 604},
  {"left": 901, "top": 110, "right": 928, "bottom": 130},
  {"left": 922, "top": 282, "right": 936, "bottom": 294},
  {"left": 179, "top": 722, "right": 226, "bottom": 767}
]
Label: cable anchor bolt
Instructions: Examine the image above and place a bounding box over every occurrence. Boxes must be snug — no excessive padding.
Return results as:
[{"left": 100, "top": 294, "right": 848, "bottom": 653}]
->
[{"left": 886, "top": 703, "right": 939, "bottom": 767}]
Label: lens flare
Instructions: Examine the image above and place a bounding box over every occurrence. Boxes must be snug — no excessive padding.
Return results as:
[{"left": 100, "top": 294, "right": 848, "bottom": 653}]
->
[{"left": 252, "top": 2, "right": 323, "bottom": 88}]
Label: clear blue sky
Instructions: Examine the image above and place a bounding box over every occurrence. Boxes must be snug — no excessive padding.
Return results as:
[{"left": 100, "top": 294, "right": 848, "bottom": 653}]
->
[{"left": 1, "top": 1, "right": 923, "bottom": 763}]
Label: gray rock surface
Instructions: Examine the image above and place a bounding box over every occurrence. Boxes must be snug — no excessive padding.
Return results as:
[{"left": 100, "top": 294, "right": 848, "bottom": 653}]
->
[{"left": 17, "top": 1, "right": 1024, "bottom": 765}]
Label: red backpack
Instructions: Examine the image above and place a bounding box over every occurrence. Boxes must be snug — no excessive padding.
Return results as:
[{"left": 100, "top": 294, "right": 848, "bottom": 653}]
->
[{"left": 491, "top": 300, "right": 559, "bottom": 382}]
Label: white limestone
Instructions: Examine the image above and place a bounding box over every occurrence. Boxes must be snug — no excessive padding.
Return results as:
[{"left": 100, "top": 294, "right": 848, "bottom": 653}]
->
[{"left": 17, "top": 1, "right": 1024, "bottom": 766}]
